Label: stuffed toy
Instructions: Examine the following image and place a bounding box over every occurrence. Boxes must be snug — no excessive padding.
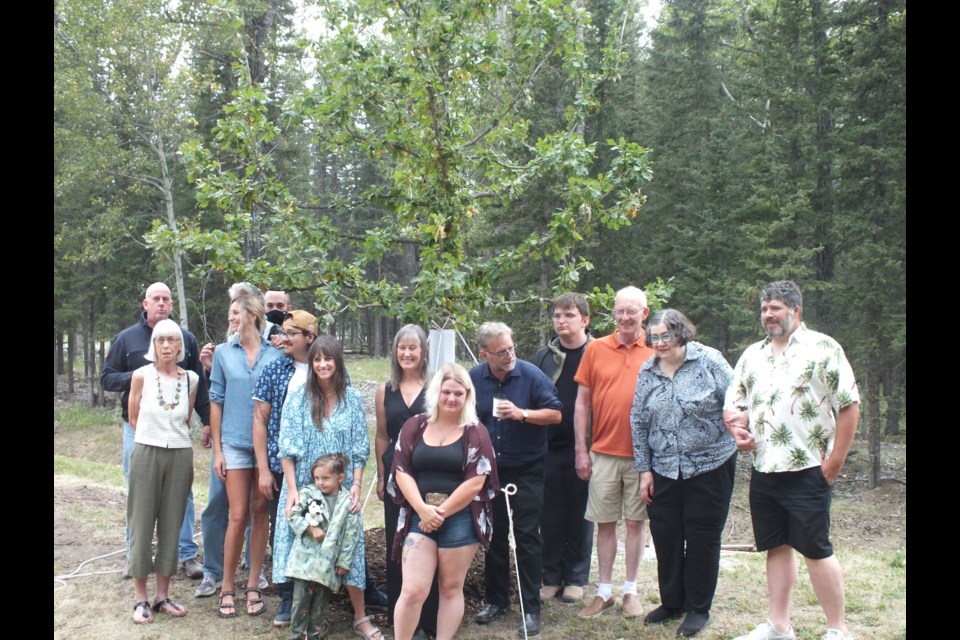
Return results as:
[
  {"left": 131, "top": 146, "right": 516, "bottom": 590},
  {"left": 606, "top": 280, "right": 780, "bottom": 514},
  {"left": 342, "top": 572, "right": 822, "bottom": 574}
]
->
[{"left": 303, "top": 497, "right": 329, "bottom": 529}]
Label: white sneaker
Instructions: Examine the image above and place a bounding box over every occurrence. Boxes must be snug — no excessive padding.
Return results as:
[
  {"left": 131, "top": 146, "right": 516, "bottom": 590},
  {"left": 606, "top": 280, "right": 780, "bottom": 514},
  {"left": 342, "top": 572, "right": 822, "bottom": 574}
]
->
[
  {"left": 822, "top": 629, "right": 853, "bottom": 640},
  {"left": 732, "top": 620, "right": 796, "bottom": 640}
]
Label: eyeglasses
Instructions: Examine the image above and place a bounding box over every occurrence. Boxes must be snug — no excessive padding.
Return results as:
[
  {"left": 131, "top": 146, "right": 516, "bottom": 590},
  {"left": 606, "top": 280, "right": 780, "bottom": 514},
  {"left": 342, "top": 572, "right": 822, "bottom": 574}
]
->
[
  {"left": 154, "top": 336, "right": 181, "bottom": 344},
  {"left": 486, "top": 345, "right": 515, "bottom": 358},
  {"left": 650, "top": 332, "right": 675, "bottom": 345},
  {"left": 282, "top": 329, "right": 308, "bottom": 339},
  {"left": 614, "top": 307, "right": 643, "bottom": 317}
]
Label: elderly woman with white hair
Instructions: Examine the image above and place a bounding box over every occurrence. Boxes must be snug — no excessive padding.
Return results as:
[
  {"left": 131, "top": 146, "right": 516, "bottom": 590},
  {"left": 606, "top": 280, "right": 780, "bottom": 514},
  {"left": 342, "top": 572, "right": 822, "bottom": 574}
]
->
[{"left": 126, "top": 318, "right": 200, "bottom": 624}]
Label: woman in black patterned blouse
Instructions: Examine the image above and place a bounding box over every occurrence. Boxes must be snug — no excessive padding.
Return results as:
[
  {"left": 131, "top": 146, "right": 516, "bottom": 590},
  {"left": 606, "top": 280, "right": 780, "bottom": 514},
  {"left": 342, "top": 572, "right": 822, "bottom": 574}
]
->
[{"left": 630, "top": 309, "right": 738, "bottom": 638}]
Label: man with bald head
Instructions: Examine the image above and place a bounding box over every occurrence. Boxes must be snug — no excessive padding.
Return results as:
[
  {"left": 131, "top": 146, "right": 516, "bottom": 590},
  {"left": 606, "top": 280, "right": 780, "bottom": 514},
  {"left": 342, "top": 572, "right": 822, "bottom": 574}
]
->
[
  {"left": 101, "top": 282, "right": 210, "bottom": 579},
  {"left": 573, "top": 286, "right": 654, "bottom": 620}
]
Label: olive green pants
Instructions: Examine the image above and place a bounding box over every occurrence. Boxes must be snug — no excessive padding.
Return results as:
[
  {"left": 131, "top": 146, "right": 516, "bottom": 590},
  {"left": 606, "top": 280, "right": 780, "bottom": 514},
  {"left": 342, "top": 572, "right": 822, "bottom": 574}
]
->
[{"left": 126, "top": 444, "right": 194, "bottom": 578}]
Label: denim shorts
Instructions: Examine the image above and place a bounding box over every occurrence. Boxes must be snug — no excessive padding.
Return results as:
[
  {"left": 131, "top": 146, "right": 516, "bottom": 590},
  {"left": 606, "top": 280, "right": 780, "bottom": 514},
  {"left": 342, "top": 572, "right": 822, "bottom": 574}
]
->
[
  {"left": 221, "top": 441, "right": 257, "bottom": 470},
  {"left": 409, "top": 508, "right": 479, "bottom": 548}
]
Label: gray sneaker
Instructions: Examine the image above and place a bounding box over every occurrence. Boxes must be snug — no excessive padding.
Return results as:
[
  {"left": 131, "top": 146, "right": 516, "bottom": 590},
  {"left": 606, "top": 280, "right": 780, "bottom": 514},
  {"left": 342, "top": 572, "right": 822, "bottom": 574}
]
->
[
  {"left": 181, "top": 557, "right": 203, "bottom": 580},
  {"left": 733, "top": 621, "right": 796, "bottom": 640},
  {"left": 195, "top": 575, "right": 222, "bottom": 598}
]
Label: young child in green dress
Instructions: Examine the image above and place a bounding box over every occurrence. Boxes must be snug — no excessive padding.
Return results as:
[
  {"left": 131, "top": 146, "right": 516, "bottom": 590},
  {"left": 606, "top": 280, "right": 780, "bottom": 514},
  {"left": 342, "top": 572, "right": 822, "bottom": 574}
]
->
[{"left": 286, "top": 453, "right": 363, "bottom": 640}]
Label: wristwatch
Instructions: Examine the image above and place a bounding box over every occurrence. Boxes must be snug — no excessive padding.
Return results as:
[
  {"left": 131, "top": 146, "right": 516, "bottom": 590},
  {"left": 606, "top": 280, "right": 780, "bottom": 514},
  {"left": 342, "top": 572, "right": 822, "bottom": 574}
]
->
[{"left": 521, "top": 409, "right": 529, "bottom": 422}]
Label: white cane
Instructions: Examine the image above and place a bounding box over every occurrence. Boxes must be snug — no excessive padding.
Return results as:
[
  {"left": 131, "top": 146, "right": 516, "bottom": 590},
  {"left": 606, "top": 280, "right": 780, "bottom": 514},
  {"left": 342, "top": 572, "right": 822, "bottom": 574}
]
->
[{"left": 502, "top": 483, "right": 529, "bottom": 640}]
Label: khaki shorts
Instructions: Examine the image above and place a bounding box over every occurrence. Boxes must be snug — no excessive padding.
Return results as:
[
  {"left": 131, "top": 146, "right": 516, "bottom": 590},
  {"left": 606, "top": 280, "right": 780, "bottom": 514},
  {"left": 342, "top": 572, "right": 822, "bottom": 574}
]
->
[{"left": 585, "top": 451, "right": 648, "bottom": 523}]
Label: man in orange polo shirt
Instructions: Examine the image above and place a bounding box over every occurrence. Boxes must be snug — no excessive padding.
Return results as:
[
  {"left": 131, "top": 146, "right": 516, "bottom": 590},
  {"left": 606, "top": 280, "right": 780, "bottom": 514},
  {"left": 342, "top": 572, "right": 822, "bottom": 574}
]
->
[{"left": 573, "top": 286, "right": 655, "bottom": 620}]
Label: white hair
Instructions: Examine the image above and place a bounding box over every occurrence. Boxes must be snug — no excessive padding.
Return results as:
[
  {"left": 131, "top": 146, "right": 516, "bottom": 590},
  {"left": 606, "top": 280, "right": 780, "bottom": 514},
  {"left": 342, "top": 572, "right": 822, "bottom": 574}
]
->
[{"left": 144, "top": 319, "right": 185, "bottom": 363}]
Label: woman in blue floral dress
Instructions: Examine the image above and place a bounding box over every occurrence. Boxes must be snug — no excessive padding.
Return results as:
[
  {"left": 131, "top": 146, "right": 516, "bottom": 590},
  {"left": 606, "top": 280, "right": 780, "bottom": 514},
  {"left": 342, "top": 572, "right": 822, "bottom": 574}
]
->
[{"left": 274, "top": 335, "right": 382, "bottom": 640}]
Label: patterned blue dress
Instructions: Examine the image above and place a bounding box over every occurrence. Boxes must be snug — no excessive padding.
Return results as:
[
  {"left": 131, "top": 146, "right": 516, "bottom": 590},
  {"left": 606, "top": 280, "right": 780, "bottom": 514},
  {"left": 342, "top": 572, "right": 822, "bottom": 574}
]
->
[{"left": 273, "top": 385, "right": 369, "bottom": 587}]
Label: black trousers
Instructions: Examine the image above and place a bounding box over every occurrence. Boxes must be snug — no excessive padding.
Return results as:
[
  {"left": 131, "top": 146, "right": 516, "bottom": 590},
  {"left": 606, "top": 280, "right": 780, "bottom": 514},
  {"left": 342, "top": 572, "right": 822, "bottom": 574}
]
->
[
  {"left": 648, "top": 454, "right": 736, "bottom": 613},
  {"left": 541, "top": 447, "right": 593, "bottom": 587},
  {"left": 486, "top": 460, "right": 544, "bottom": 615},
  {"left": 385, "top": 491, "right": 439, "bottom": 632}
]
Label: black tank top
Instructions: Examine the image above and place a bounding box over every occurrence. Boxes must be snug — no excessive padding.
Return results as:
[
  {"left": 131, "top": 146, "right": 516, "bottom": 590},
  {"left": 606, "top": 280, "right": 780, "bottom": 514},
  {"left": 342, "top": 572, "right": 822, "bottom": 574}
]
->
[
  {"left": 412, "top": 439, "right": 464, "bottom": 494},
  {"left": 382, "top": 383, "right": 427, "bottom": 468}
]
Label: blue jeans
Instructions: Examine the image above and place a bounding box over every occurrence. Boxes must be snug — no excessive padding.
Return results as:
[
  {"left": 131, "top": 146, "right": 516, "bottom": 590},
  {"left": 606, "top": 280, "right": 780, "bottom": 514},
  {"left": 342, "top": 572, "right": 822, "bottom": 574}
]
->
[
  {"left": 123, "top": 422, "right": 199, "bottom": 562},
  {"left": 199, "top": 449, "right": 252, "bottom": 581}
]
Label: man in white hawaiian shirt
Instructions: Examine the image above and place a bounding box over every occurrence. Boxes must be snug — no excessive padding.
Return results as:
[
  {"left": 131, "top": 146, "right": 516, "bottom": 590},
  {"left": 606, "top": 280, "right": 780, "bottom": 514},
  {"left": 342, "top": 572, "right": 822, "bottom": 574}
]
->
[{"left": 724, "top": 280, "right": 860, "bottom": 640}]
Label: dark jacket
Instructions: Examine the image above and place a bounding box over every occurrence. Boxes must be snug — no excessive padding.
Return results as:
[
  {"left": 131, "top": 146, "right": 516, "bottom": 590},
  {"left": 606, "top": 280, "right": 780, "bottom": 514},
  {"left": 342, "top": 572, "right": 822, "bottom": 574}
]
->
[
  {"left": 101, "top": 312, "right": 210, "bottom": 424},
  {"left": 531, "top": 335, "right": 593, "bottom": 450}
]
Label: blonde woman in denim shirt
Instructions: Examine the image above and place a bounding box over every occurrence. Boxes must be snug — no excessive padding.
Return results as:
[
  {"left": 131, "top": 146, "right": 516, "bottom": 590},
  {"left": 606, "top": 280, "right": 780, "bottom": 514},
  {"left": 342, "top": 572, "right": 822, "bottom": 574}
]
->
[{"left": 209, "top": 294, "right": 283, "bottom": 617}]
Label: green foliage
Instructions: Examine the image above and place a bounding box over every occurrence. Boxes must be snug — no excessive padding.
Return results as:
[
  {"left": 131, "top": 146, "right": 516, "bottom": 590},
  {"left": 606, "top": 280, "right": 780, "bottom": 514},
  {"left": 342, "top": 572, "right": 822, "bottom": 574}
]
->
[{"left": 162, "top": 0, "right": 656, "bottom": 338}]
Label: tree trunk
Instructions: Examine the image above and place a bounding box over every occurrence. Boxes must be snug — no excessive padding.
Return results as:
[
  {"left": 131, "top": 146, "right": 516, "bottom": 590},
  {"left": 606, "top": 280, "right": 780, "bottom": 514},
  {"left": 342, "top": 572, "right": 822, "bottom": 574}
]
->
[
  {"left": 99, "top": 339, "right": 107, "bottom": 406},
  {"left": 364, "top": 308, "right": 374, "bottom": 356},
  {"left": 57, "top": 332, "right": 65, "bottom": 375},
  {"left": 246, "top": 0, "right": 280, "bottom": 86},
  {"left": 375, "top": 314, "right": 385, "bottom": 357},
  {"left": 157, "top": 131, "right": 190, "bottom": 328},
  {"left": 86, "top": 306, "right": 97, "bottom": 407},
  {"left": 884, "top": 364, "right": 902, "bottom": 436},
  {"left": 538, "top": 258, "right": 550, "bottom": 347},
  {"left": 54, "top": 333, "right": 59, "bottom": 396},
  {"left": 67, "top": 328, "right": 76, "bottom": 394},
  {"left": 352, "top": 314, "right": 360, "bottom": 353},
  {"left": 865, "top": 367, "right": 881, "bottom": 489}
]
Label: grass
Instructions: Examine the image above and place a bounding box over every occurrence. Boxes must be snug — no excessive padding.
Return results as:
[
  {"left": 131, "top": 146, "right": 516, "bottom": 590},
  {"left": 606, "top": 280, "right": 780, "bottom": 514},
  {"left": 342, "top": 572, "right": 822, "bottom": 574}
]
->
[
  {"left": 54, "top": 403, "right": 118, "bottom": 431},
  {"left": 346, "top": 355, "right": 392, "bottom": 383},
  {"left": 53, "top": 382, "right": 907, "bottom": 640},
  {"left": 54, "top": 455, "right": 125, "bottom": 487}
]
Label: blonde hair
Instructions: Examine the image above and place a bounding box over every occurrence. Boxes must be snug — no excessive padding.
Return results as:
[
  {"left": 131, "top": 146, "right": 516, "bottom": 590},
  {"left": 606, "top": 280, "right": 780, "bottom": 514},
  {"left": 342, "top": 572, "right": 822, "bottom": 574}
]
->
[
  {"left": 231, "top": 294, "right": 265, "bottom": 336},
  {"left": 424, "top": 363, "right": 478, "bottom": 427}
]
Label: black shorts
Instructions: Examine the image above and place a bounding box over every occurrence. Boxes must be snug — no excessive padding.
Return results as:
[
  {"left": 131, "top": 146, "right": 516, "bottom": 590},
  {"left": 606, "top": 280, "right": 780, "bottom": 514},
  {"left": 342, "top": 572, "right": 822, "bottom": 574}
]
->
[{"left": 749, "top": 466, "right": 834, "bottom": 559}]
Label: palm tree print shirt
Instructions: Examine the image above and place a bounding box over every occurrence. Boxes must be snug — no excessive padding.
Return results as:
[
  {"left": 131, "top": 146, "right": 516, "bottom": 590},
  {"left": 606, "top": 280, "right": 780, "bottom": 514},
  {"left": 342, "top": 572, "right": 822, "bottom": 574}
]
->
[{"left": 724, "top": 323, "right": 860, "bottom": 472}]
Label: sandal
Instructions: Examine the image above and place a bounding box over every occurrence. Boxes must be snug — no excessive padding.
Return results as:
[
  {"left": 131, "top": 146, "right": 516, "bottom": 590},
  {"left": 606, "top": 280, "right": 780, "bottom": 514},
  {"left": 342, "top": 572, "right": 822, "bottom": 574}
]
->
[
  {"left": 217, "top": 591, "right": 237, "bottom": 619},
  {"left": 152, "top": 597, "right": 187, "bottom": 617},
  {"left": 352, "top": 614, "right": 384, "bottom": 640},
  {"left": 133, "top": 601, "right": 154, "bottom": 624},
  {"left": 245, "top": 588, "right": 266, "bottom": 617}
]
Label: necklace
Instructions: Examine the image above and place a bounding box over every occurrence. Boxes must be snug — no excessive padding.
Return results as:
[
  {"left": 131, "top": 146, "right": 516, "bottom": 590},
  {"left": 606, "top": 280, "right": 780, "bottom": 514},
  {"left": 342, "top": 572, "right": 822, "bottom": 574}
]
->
[
  {"left": 155, "top": 365, "right": 183, "bottom": 410},
  {"left": 436, "top": 422, "right": 462, "bottom": 445}
]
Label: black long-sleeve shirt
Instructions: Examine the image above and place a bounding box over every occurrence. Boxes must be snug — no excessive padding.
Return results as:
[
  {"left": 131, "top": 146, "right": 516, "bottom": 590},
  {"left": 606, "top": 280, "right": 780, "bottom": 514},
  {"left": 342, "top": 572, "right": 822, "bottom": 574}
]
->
[{"left": 101, "top": 312, "right": 210, "bottom": 425}]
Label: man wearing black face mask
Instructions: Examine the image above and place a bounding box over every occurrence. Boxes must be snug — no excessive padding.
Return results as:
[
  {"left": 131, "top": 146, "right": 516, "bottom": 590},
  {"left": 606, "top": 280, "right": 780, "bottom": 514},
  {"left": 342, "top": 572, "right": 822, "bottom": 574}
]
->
[
  {"left": 264, "top": 290, "right": 290, "bottom": 345},
  {"left": 263, "top": 290, "right": 290, "bottom": 326}
]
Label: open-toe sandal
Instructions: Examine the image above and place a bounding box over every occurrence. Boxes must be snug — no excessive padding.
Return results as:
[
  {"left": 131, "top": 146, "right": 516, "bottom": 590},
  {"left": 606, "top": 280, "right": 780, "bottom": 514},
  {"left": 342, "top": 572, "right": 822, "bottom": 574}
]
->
[
  {"left": 352, "top": 614, "right": 384, "bottom": 640},
  {"left": 133, "top": 601, "right": 154, "bottom": 624},
  {"left": 152, "top": 597, "right": 187, "bottom": 617},
  {"left": 245, "top": 588, "right": 266, "bottom": 617},
  {"left": 217, "top": 591, "right": 238, "bottom": 619}
]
